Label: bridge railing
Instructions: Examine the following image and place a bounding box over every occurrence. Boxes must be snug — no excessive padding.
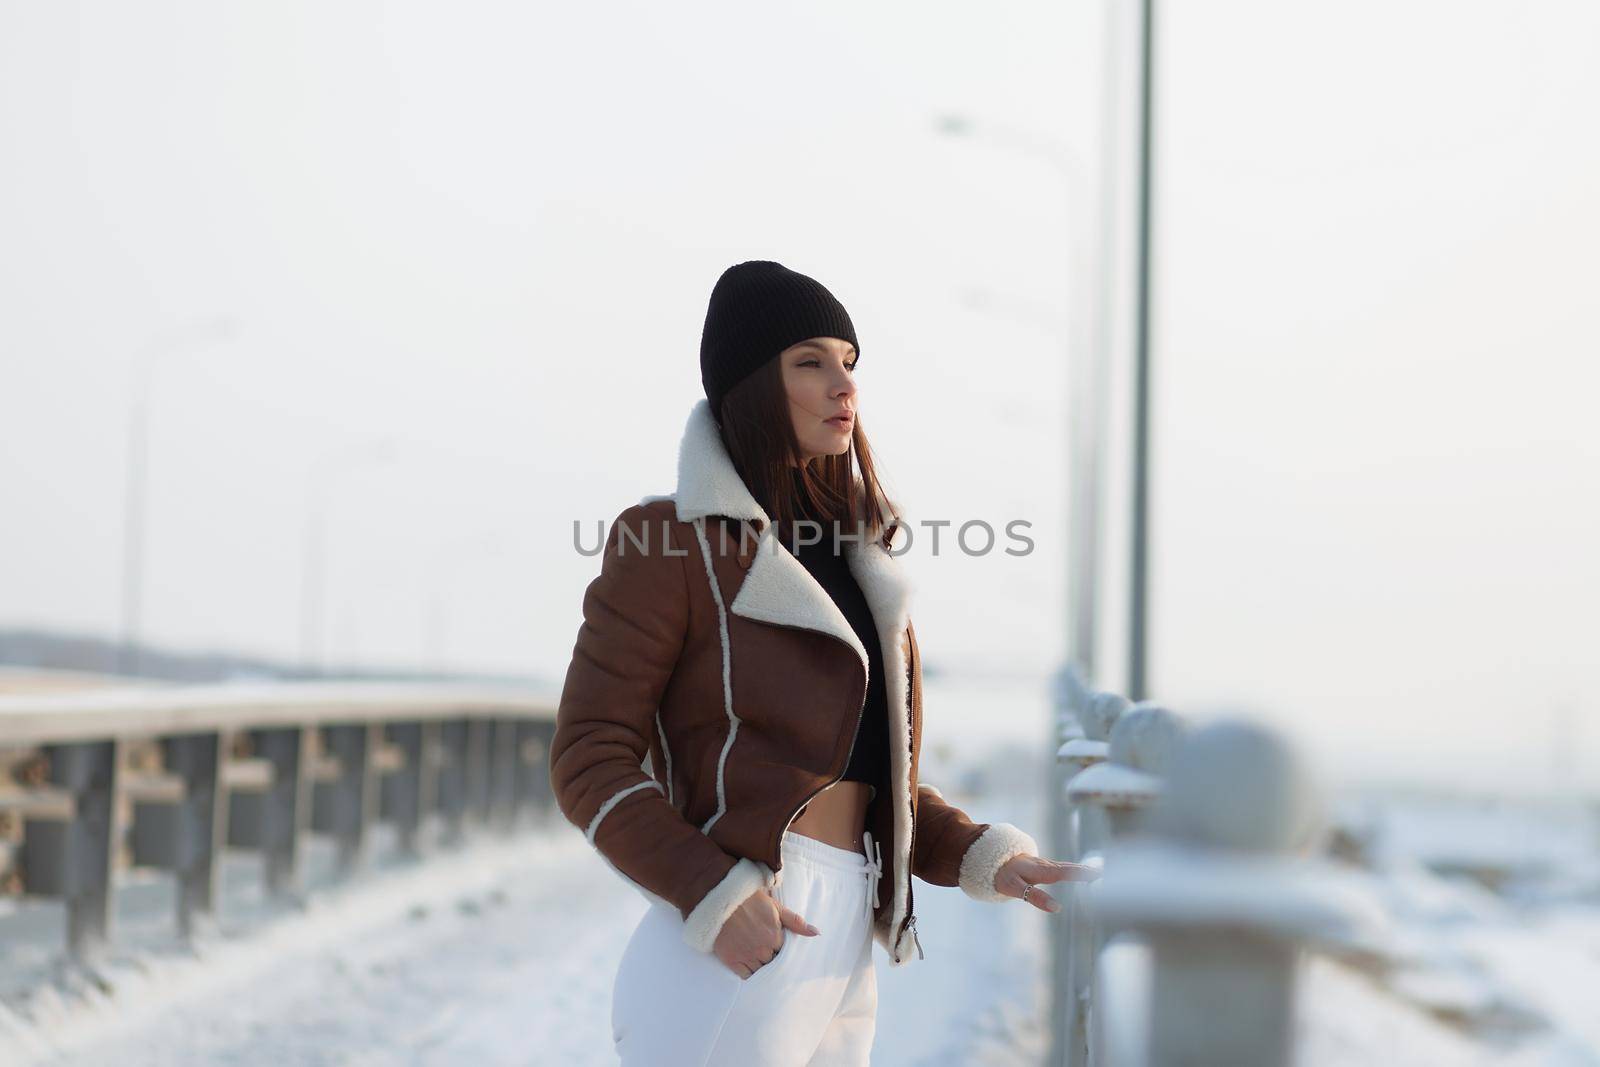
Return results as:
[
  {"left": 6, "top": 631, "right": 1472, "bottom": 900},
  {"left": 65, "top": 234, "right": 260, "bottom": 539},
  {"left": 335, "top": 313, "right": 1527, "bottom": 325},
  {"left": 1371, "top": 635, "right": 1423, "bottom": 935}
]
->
[
  {"left": 1052, "top": 673, "right": 1385, "bottom": 1067},
  {"left": 0, "top": 680, "right": 557, "bottom": 964}
]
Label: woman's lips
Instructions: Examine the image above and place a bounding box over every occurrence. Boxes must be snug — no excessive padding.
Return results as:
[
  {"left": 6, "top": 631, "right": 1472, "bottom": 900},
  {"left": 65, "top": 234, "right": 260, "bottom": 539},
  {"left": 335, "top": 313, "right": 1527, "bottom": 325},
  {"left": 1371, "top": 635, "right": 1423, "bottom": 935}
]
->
[{"left": 826, "top": 415, "right": 853, "bottom": 430}]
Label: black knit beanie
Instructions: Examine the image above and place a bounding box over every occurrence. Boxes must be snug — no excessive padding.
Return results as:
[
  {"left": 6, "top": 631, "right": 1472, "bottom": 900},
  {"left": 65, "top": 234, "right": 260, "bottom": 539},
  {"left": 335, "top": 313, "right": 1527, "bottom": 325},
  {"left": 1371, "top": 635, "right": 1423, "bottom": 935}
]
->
[{"left": 699, "top": 260, "right": 859, "bottom": 424}]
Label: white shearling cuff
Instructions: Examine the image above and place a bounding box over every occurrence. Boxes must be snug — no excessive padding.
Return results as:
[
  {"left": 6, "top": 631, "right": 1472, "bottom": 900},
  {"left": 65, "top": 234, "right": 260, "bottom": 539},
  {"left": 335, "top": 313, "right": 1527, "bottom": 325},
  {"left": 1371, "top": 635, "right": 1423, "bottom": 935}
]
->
[
  {"left": 681, "top": 857, "right": 768, "bottom": 953},
  {"left": 958, "top": 823, "right": 1039, "bottom": 902}
]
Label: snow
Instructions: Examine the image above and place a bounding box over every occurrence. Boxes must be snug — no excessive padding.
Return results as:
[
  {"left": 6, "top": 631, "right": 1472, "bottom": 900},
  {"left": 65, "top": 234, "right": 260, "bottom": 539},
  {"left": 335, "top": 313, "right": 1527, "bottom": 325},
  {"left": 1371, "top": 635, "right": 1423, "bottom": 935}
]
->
[
  {"left": 1056, "top": 738, "right": 1109, "bottom": 766},
  {"left": 0, "top": 679, "right": 556, "bottom": 716},
  {"left": 1088, "top": 840, "right": 1391, "bottom": 951},
  {"left": 4, "top": 821, "right": 631, "bottom": 1065},
  {"left": 1064, "top": 761, "right": 1162, "bottom": 806},
  {"left": 0, "top": 791, "right": 1060, "bottom": 1066},
  {"left": 0, "top": 679, "right": 558, "bottom": 745},
  {"left": 2, "top": 749, "right": 1598, "bottom": 1064},
  {"left": 1096, "top": 938, "right": 1497, "bottom": 1067},
  {"left": 1088, "top": 788, "right": 1600, "bottom": 1065}
]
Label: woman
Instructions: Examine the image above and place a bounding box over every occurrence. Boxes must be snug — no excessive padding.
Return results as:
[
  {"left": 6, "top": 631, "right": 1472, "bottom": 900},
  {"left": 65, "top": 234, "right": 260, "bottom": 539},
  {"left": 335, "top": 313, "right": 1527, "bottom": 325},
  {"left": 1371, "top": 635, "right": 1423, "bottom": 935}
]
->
[{"left": 549, "top": 260, "right": 1096, "bottom": 1065}]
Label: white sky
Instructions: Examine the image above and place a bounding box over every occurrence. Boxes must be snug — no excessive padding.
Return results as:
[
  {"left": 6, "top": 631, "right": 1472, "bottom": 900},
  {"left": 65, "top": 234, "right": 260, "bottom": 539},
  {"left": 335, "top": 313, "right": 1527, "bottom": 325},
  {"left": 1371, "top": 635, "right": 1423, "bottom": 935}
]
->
[{"left": 1, "top": 1, "right": 1595, "bottom": 792}]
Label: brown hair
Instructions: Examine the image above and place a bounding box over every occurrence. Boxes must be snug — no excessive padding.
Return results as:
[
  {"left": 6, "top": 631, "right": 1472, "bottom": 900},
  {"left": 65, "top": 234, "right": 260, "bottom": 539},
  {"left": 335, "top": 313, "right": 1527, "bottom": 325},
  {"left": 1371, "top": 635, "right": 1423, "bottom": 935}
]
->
[{"left": 716, "top": 356, "right": 900, "bottom": 553}]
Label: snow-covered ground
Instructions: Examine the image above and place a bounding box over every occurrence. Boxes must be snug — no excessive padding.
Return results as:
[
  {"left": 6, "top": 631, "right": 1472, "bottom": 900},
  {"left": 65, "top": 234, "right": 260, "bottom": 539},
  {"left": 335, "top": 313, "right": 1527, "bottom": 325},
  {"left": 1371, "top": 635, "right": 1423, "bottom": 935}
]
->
[
  {"left": 2, "top": 738, "right": 1597, "bottom": 1064},
  {"left": 0, "top": 789, "right": 1055, "bottom": 1066},
  {"left": 1317, "top": 791, "right": 1600, "bottom": 1064}
]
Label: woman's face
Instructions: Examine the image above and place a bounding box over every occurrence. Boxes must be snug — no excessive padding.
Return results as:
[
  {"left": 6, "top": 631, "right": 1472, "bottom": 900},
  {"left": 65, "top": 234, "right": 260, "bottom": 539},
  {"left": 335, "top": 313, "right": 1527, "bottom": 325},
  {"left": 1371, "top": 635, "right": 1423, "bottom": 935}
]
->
[{"left": 778, "top": 336, "right": 858, "bottom": 463}]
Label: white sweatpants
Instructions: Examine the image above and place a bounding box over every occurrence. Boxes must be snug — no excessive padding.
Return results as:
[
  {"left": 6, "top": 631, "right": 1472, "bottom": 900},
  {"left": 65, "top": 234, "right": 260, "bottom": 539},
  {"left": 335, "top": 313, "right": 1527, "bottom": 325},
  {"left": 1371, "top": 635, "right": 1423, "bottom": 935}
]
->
[{"left": 611, "top": 829, "right": 881, "bottom": 1066}]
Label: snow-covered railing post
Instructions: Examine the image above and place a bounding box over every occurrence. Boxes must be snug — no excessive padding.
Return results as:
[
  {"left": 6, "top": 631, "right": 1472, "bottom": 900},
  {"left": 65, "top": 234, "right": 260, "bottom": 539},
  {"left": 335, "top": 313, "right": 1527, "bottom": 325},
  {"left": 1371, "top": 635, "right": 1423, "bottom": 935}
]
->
[
  {"left": 128, "top": 732, "right": 226, "bottom": 937},
  {"left": 1069, "top": 704, "right": 1184, "bottom": 839},
  {"left": 1066, "top": 690, "right": 1128, "bottom": 862},
  {"left": 25, "top": 740, "right": 122, "bottom": 962},
  {"left": 380, "top": 721, "right": 432, "bottom": 855},
  {"left": 514, "top": 719, "right": 557, "bottom": 826},
  {"left": 1089, "top": 719, "right": 1381, "bottom": 1067},
  {"left": 311, "top": 722, "right": 384, "bottom": 869},
  {"left": 1063, "top": 701, "right": 1183, "bottom": 1067},
  {"left": 1049, "top": 665, "right": 1099, "bottom": 1067},
  {"left": 1052, "top": 679, "right": 1122, "bottom": 1067}
]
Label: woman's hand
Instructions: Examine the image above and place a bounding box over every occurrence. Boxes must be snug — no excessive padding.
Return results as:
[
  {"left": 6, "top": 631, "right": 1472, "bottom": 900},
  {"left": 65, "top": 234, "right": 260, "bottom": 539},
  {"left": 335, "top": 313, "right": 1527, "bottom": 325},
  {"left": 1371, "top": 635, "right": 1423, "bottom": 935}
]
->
[
  {"left": 712, "top": 887, "right": 819, "bottom": 979},
  {"left": 994, "top": 854, "right": 1100, "bottom": 913}
]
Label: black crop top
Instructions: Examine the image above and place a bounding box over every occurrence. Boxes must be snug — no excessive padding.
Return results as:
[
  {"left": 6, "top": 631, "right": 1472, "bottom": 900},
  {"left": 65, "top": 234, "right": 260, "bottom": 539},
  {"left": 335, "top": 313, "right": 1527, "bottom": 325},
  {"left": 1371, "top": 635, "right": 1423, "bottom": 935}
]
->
[{"left": 781, "top": 472, "right": 890, "bottom": 801}]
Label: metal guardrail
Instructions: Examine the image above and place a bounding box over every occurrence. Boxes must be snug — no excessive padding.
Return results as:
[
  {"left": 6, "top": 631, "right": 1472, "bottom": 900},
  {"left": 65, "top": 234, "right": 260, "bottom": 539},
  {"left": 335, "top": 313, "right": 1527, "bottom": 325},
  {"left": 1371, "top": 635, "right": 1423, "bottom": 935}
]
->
[
  {"left": 1051, "top": 672, "right": 1383, "bottom": 1067},
  {"left": 0, "top": 681, "right": 558, "bottom": 964}
]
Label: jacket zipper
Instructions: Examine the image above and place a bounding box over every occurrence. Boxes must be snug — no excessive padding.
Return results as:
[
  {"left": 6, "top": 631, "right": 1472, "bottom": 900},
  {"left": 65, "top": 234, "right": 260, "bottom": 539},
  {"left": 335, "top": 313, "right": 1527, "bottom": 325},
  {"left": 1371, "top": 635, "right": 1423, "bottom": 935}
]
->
[
  {"left": 739, "top": 526, "right": 916, "bottom": 957},
  {"left": 771, "top": 627, "right": 870, "bottom": 860},
  {"left": 723, "top": 523, "right": 872, "bottom": 867},
  {"left": 755, "top": 523, "right": 876, "bottom": 863},
  {"left": 770, "top": 625, "right": 920, "bottom": 963},
  {"left": 893, "top": 624, "right": 920, "bottom": 961}
]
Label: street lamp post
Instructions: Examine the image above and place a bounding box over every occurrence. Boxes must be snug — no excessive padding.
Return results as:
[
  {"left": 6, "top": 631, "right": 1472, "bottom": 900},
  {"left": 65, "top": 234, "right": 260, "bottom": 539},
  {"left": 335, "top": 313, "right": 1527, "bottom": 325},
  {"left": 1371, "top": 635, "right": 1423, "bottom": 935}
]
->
[
  {"left": 421, "top": 531, "right": 517, "bottom": 674},
  {"left": 299, "top": 440, "right": 397, "bottom": 677},
  {"left": 931, "top": 112, "right": 1106, "bottom": 684},
  {"left": 1128, "top": 0, "right": 1158, "bottom": 704},
  {"left": 933, "top": 109, "right": 1109, "bottom": 1067},
  {"left": 119, "top": 317, "right": 236, "bottom": 677},
  {"left": 936, "top": 0, "right": 1157, "bottom": 1050}
]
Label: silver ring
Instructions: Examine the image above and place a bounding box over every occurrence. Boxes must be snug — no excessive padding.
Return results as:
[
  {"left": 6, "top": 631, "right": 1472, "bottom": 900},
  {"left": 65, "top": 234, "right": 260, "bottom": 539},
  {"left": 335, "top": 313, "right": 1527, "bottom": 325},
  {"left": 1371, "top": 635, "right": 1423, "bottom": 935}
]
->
[{"left": 1022, "top": 883, "right": 1033, "bottom": 903}]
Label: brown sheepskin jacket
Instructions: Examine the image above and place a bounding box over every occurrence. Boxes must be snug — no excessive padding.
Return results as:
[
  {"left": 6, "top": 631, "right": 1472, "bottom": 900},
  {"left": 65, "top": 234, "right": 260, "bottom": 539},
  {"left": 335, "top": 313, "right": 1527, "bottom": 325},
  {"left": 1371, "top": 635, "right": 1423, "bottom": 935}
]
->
[{"left": 548, "top": 398, "right": 1038, "bottom": 965}]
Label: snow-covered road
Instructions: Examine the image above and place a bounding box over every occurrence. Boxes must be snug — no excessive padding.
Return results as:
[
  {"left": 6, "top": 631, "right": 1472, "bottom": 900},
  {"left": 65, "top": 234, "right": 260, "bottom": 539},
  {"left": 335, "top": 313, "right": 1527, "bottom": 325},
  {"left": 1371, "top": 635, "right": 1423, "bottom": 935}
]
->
[
  {"left": 7, "top": 790, "right": 1055, "bottom": 1066},
  {"left": 7, "top": 782, "right": 1596, "bottom": 1066}
]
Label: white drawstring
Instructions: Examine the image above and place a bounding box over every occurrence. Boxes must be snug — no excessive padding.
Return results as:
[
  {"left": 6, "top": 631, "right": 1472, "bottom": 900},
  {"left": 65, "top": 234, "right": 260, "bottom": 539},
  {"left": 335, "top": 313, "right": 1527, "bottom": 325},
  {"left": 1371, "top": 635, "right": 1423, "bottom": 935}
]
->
[{"left": 862, "top": 830, "right": 884, "bottom": 910}]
